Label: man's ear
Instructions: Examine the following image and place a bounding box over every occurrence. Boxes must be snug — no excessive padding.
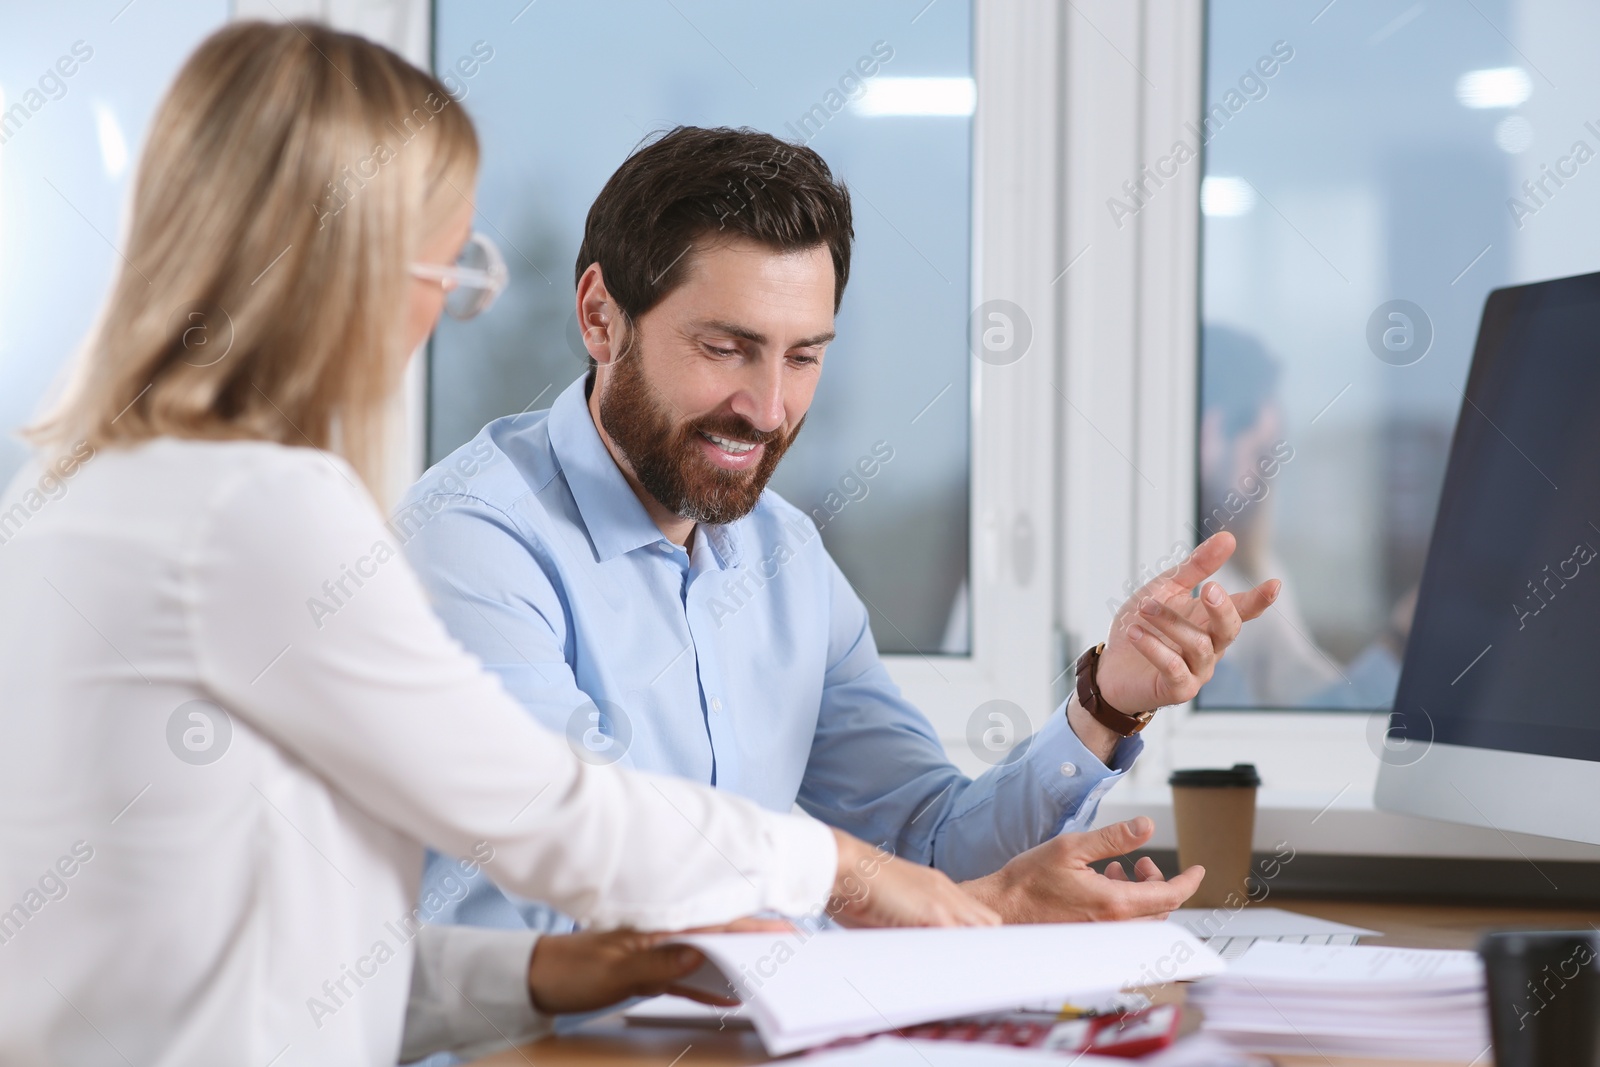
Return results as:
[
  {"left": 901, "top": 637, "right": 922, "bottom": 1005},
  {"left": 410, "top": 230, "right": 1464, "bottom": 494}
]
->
[{"left": 575, "top": 262, "right": 627, "bottom": 367}]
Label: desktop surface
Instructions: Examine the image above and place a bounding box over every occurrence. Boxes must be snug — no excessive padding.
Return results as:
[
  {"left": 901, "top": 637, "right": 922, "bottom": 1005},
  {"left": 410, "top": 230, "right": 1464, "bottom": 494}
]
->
[{"left": 465, "top": 898, "right": 1600, "bottom": 1067}]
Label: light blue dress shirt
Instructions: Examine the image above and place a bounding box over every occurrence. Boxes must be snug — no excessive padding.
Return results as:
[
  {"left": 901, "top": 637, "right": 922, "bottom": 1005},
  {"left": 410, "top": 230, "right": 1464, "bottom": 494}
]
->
[{"left": 402, "top": 376, "right": 1141, "bottom": 934}]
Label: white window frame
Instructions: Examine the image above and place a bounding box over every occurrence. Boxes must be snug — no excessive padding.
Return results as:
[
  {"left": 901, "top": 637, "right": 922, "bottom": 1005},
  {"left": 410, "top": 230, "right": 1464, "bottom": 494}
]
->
[
  {"left": 1056, "top": 0, "right": 1596, "bottom": 863},
  {"left": 879, "top": 0, "right": 1062, "bottom": 747}
]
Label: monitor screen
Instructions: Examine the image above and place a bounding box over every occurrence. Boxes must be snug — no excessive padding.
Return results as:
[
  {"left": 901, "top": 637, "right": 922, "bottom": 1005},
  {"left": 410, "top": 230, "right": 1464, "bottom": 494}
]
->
[{"left": 1391, "top": 271, "right": 1600, "bottom": 764}]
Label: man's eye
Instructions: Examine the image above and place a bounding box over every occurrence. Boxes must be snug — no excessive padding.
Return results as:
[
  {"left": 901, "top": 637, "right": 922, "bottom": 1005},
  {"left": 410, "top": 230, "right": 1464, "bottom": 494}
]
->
[
  {"left": 705, "top": 344, "right": 738, "bottom": 357},
  {"left": 790, "top": 352, "right": 820, "bottom": 366}
]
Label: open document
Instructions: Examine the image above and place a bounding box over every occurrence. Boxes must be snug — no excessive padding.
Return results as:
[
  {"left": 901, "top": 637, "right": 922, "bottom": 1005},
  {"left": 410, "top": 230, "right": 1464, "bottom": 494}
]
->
[{"left": 665, "top": 921, "right": 1223, "bottom": 1056}]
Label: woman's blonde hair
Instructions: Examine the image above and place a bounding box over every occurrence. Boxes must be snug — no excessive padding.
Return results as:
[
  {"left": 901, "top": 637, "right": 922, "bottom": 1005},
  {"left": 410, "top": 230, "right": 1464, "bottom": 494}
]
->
[{"left": 29, "top": 21, "right": 478, "bottom": 497}]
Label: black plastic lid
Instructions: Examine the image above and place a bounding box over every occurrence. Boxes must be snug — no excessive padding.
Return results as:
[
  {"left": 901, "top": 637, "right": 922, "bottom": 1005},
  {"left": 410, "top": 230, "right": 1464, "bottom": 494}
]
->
[
  {"left": 1168, "top": 763, "right": 1261, "bottom": 788},
  {"left": 1480, "top": 929, "right": 1600, "bottom": 960}
]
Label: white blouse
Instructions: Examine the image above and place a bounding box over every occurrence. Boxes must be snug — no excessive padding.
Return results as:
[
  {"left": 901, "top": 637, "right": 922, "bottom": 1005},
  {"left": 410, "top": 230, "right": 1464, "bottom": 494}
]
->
[{"left": 0, "top": 439, "right": 835, "bottom": 1067}]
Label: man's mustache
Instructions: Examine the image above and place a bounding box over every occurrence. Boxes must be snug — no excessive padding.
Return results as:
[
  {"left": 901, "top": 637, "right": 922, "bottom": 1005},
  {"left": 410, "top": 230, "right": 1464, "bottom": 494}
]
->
[{"left": 684, "top": 415, "right": 787, "bottom": 447}]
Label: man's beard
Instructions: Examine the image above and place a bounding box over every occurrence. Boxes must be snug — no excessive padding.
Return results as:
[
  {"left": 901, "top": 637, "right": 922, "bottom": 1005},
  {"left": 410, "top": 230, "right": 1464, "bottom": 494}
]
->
[{"left": 597, "top": 351, "right": 803, "bottom": 526}]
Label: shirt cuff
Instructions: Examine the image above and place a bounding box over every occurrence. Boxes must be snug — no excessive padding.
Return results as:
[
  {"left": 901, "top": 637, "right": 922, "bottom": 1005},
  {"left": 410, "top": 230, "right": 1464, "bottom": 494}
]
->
[
  {"left": 1031, "top": 700, "right": 1144, "bottom": 827},
  {"left": 400, "top": 924, "right": 551, "bottom": 1064}
]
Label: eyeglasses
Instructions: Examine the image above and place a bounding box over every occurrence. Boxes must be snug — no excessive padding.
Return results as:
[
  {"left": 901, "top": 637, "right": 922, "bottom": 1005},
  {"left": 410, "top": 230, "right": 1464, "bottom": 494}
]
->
[{"left": 409, "top": 231, "right": 508, "bottom": 320}]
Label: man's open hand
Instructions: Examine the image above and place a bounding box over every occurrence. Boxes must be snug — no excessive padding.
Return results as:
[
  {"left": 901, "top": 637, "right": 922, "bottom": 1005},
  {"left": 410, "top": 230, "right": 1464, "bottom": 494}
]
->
[
  {"left": 959, "top": 817, "right": 1202, "bottom": 923},
  {"left": 1097, "top": 531, "right": 1281, "bottom": 716}
]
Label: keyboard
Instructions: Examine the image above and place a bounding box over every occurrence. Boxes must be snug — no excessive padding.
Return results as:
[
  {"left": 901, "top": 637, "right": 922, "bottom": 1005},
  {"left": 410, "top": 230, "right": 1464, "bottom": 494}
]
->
[{"left": 1203, "top": 932, "right": 1363, "bottom": 960}]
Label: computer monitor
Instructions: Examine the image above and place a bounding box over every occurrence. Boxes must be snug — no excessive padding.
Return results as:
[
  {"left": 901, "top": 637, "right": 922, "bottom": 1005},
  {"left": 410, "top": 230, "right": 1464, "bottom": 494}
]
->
[{"left": 1375, "top": 269, "right": 1600, "bottom": 845}]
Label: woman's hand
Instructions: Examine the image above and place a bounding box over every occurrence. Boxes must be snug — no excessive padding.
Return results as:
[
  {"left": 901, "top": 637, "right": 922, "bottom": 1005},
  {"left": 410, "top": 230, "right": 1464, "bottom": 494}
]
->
[
  {"left": 826, "top": 829, "right": 1000, "bottom": 928},
  {"left": 525, "top": 917, "right": 790, "bottom": 1015}
]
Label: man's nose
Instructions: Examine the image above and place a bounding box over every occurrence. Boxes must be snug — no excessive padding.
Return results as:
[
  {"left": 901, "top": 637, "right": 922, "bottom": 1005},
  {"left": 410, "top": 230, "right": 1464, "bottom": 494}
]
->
[{"left": 733, "top": 359, "right": 786, "bottom": 434}]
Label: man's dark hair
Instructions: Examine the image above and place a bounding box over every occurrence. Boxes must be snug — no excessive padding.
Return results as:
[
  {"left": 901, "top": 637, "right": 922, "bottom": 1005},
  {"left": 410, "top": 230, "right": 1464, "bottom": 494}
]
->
[{"left": 575, "top": 126, "right": 854, "bottom": 327}]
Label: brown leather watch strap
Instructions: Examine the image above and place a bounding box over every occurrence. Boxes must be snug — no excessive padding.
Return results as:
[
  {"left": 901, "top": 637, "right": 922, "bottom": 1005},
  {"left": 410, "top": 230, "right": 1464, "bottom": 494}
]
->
[{"left": 1074, "top": 642, "right": 1157, "bottom": 737}]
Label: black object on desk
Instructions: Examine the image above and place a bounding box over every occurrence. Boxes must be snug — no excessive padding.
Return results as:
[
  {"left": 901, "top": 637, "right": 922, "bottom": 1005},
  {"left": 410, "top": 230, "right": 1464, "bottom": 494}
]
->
[{"left": 1481, "top": 930, "right": 1600, "bottom": 1067}]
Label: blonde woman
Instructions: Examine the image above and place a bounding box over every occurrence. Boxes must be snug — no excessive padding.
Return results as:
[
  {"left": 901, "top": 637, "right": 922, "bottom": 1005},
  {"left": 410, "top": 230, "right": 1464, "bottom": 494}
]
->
[{"left": 0, "top": 22, "right": 994, "bottom": 1067}]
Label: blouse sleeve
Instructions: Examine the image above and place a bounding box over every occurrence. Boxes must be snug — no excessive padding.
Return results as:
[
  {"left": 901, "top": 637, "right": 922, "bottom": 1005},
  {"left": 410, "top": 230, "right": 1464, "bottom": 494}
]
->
[
  {"left": 185, "top": 449, "right": 836, "bottom": 931},
  {"left": 398, "top": 924, "right": 548, "bottom": 1063}
]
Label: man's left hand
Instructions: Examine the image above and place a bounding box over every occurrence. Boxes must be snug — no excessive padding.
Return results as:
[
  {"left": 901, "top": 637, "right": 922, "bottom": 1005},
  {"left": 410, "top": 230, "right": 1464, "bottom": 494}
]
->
[
  {"left": 1097, "top": 531, "right": 1281, "bottom": 716},
  {"left": 959, "top": 817, "right": 1200, "bottom": 923}
]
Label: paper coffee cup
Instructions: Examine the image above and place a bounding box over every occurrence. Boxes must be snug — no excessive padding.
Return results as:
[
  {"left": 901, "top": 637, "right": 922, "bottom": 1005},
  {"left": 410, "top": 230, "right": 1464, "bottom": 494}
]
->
[{"left": 1168, "top": 764, "right": 1261, "bottom": 908}]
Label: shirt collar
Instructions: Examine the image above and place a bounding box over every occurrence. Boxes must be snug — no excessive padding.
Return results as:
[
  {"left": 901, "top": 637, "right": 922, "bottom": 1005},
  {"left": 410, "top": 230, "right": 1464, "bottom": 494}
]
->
[{"left": 546, "top": 376, "right": 742, "bottom": 568}]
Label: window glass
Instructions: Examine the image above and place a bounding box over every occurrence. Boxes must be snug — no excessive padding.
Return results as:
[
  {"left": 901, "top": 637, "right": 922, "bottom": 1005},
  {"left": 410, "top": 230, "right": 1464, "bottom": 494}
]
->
[
  {"left": 1199, "top": 0, "right": 1600, "bottom": 709},
  {"left": 0, "top": 2, "right": 230, "bottom": 487},
  {"left": 432, "top": 0, "right": 974, "bottom": 654}
]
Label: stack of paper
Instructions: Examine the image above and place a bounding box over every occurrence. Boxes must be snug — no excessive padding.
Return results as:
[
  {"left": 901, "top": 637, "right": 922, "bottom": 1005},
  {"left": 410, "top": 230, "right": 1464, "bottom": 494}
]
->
[
  {"left": 665, "top": 921, "right": 1224, "bottom": 1055},
  {"left": 1189, "top": 942, "right": 1490, "bottom": 1062},
  {"left": 766, "top": 1032, "right": 1267, "bottom": 1066}
]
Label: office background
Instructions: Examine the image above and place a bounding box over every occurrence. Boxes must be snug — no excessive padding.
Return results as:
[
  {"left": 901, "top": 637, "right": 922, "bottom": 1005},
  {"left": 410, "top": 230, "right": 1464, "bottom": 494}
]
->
[{"left": 5, "top": 0, "right": 1599, "bottom": 872}]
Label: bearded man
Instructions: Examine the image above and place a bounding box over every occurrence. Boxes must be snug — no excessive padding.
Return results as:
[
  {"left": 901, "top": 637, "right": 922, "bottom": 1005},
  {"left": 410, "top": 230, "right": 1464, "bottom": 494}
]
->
[{"left": 399, "top": 126, "right": 1280, "bottom": 944}]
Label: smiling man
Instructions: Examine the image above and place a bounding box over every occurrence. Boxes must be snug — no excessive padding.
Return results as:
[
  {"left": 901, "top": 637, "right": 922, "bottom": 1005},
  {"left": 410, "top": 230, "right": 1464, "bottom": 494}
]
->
[{"left": 399, "top": 126, "right": 1280, "bottom": 938}]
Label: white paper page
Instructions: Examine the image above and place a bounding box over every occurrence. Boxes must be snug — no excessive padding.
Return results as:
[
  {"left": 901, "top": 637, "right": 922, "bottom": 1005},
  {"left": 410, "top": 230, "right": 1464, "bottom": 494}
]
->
[
  {"left": 623, "top": 995, "right": 750, "bottom": 1029},
  {"left": 624, "top": 988, "right": 1133, "bottom": 1030},
  {"left": 1207, "top": 1031, "right": 1488, "bottom": 1063},
  {"left": 791, "top": 1035, "right": 1130, "bottom": 1066},
  {"left": 798, "top": 1033, "right": 1265, "bottom": 1067},
  {"left": 1202, "top": 942, "right": 1482, "bottom": 993},
  {"left": 1169, "top": 906, "right": 1379, "bottom": 939},
  {"left": 1204, "top": 1018, "right": 1483, "bottom": 1038},
  {"left": 1195, "top": 987, "right": 1488, "bottom": 1014},
  {"left": 668, "top": 921, "right": 1223, "bottom": 1055}
]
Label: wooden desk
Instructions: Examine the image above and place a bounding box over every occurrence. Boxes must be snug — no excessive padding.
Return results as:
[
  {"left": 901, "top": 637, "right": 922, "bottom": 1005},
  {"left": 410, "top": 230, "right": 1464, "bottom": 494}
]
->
[{"left": 468, "top": 899, "right": 1600, "bottom": 1067}]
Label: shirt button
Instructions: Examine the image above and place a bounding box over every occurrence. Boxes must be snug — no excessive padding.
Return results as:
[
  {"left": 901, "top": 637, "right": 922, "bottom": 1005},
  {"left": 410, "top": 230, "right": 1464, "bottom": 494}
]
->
[
  {"left": 710, "top": 697, "right": 724, "bottom": 714},
  {"left": 656, "top": 542, "right": 674, "bottom": 553},
  {"left": 1059, "top": 762, "right": 1078, "bottom": 778}
]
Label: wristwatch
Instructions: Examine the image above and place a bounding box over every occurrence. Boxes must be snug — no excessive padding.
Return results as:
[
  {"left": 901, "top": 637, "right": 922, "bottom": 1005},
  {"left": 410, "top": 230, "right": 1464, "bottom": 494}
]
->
[{"left": 1074, "top": 643, "right": 1158, "bottom": 737}]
